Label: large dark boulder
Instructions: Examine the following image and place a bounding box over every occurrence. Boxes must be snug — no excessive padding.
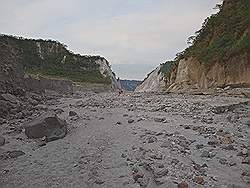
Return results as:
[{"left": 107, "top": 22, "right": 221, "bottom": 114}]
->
[{"left": 24, "top": 114, "right": 67, "bottom": 142}]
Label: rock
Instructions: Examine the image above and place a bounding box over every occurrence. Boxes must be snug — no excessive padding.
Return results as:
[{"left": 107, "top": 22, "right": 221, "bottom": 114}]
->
[
  {"left": 154, "top": 176, "right": 174, "bottom": 186},
  {"left": 221, "top": 136, "right": 233, "bottom": 144},
  {"left": 194, "top": 176, "right": 204, "bottom": 184},
  {"left": 201, "top": 150, "right": 216, "bottom": 158},
  {"left": 75, "top": 100, "right": 83, "bottom": 107},
  {"left": 0, "top": 100, "right": 12, "bottom": 118},
  {"left": 24, "top": 114, "right": 67, "bottom": 142},
  {"left": 116, "top": 121, "right": 122, "bottom": 125},
  {"left": 219, "top": 158, "right": 228, "bottom": 165},
  {"left": 8, "top": 150, "right": 25, "bottom": 158},
  {"left": 133, "top": 172, "right": 144, "bottom": 182},
  {"left": 0, "top": 135, "right": 5, "bottom": 146},
  {"left": 178, "top": 181, "right": 189, "bottom": 188},
  {"left": 153, "top": 168, "right": 169, "bottom": 178},
  {"left": 121, "top": 153, "right": 127, "bottom": 158},
  {"left": 27, "top": 97, "right": 38, "bottom": 106},
  {"left": 242, "top": 148, "right": 248, "bottom": 155},
  {"left": 154, "top": 117, "right": 166, "bottom": 123},
  {"left": 221, "top": 144, "right": 236, "bottom": 150},
  {"left": 195, "top": 144, "right": 205, "bottom": 149},
  {"left": 128, "top": 119, "right": 134, "bottom": 124},
  {"left": 148, "top": 136, "right": 157, "bottom": 143},
  {"left": 242, "top": 157, "right": 250, "bottom": 165},
  {"left": 94, "top": 179, "right": 105, "bottom": 185},
  {"left": 183, "top": 125, "right": 191, "bottom": 129},
  {"left": 0, "top": 93, "right": 19, "bottom": 104},
  {"left": 160, "top": 140, "right": 172, "bottom": 148},
  {"left": 137, "top": 177, "right": 149, "bottom": 188},
  {"left": 69, "top": 111, "right": 77, "bottom": 116},
  {"left": 207, "top": 137, "right": 220, "bottom": 146}
]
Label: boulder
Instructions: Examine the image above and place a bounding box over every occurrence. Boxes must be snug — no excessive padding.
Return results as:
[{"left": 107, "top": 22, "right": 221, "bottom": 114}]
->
[{"left": 24, "top": 114, "right": 67, "bottom": 142}]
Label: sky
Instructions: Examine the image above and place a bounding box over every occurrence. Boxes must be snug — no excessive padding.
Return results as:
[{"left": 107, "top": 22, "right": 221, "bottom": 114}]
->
[{"left": 0, "top": 0, "right": 221, "bottom": 80}]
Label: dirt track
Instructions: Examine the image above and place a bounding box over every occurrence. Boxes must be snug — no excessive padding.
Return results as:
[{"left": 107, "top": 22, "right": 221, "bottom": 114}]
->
[{"left": 0, "top": 91, "right": 249, "bottom": 188}]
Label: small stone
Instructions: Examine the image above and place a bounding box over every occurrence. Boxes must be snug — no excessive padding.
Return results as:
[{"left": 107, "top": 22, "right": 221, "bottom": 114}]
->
[
  {"left": 207, "top": 138, "right": 220, "bottom": 146},
  {"left": 221, "top": 144, "right": 236, "bottom": 150},
  {"left": 242, "top": 148, "right": 248, "bottom": 155},
  {"left": 221, "top": 136, "right": 233, "bottom": 144},
  {"left": 219, "top": 158, "right": 228, "bottom": 165},
  {"left": 242, "top": 157, "right": 250, "bottom": 165},
  {"left": 8, "top": 150, "right": 25, "bottom": 158},
  {"left": 154, "top": 117, "right": 166, "bottom": 123},
  {"left": 121, "top": 153, "right": 127, "bottom": 158},
  {"left": 116, "top": 121, "right": 122, "bottom": 125},
  {"left": 148, "top": 136, "right": 157, "bottom": 143},
  {"left": 0, "top": 135, "right": 5, "bottom": 146},
  {"left": 69, "top": 111, "right": 77, "bottom": 116},
  {"left": 38, "top": 142, "right": 46, "bottom": 147},
  {"left": 137, "top": 177, "right": 149, "bottom": 187},
  {"left": 133, "top": 172, "right": 144, "bottom": 182},
  {"left": 94, "top": 179, "right": 105, "bottom": 184},
  {"left": 128, "top": 119, "right": 134, "bottom": 124},
  {"left": 195, "top": 144, "right": 205, "bottom": 149},
  {"left": 178, "top": 181, "right": 189, "bottom": 188},
  {"left": 160, "top": 140, "right": 172, "bottom": 148},
  {"left": 154, "top": 176, "right": 173, "bottom": 185},
  {"left": 154, "top": 168, "right": 169, "bottom": 178},
  {"left": 201, "top": 150, "right": 215, "bottom": 158},
  {"left": 194, "top": 176, "right": 204, "bottom": 184},
  {"left": 183, "top": 125, "right": 191, "bottom": 129}
]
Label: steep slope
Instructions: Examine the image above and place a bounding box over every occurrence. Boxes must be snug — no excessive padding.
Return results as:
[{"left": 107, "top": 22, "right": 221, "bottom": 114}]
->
[
  {"left": 135, "top": 61, "right": 176, "bottom": 92},
  {"left": 0, "top": 34, "right": 119, "bottom": 93},
  {"left": 137, "top": 0, "right": 250, "bottom": 92},
  {"left": 135, "top": 64, "right": 165, "bottom": 92}
]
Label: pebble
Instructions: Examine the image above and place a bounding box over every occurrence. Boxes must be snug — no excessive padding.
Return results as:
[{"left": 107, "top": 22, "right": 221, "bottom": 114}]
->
[
  {"left": 0, "top": 135, "right": 5, "bottom": 146},
  {"left": 178, "top": 181, "right": 189, "bottom": 188},
  {"left": 154, "top": 117, "right": 166, "bottom": 123},
  {"left": 128, "top": 119, "right": 135, "bottom": 124},
  {"left": 194, "top": 176, "right": 204, "bottom": 184},
  {"left": 8, "top": 150, "right": 25, "bottom": 158},
  {"left": 201, "top": 150, "right": 216, "bottom": 158},
  {"left": 242, "top": 148, "right": 248, "bottom": 155}
]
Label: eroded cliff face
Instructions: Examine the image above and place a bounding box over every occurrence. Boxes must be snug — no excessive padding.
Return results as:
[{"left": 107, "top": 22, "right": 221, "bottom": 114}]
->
[
  {"left": 0, "top": 35, "right": 120, "bottom": 93},
  {"left": 168, "top": 54, "right": 250, "bottom": 91},
  {"left": 135, "top": 65, "right": 165, "bottom": 92},
  {"left": 0, "top": 40, "right": 25, "bottom": 95},
  {"left": 137, "top": 0, "right": 249, "bottom": 93},
  {"left": 94, "top": 59, "right": 119, "bottom": 90}
]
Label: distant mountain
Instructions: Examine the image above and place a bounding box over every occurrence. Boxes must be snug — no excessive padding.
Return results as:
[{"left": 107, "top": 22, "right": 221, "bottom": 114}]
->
[{"left": 120, "top": 79, "right": 142, "bottom": 91}]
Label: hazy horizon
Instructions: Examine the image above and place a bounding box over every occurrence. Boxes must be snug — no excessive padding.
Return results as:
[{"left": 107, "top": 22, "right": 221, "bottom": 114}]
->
[{"left": 1, "top": 0, "right": 220, "bottom": 80}]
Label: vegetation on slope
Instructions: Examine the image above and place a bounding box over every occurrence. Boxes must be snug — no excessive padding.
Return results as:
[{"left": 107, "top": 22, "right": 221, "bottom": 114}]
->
[
  {"left": 177, "top": 0, "right": 250, "bottom": 63},
  {"left": 0, "top": 34, "right": 111, "bottom": 84}
]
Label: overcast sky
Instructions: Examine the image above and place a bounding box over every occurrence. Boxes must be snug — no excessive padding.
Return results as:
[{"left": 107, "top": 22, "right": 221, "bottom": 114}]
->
[{"left": 0, "top": 0, "right": 221, "bottom": 80}]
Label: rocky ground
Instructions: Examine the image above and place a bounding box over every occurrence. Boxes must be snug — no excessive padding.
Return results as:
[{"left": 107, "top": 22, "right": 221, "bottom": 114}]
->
[{"left": 0, "top": 89, "right": 249, "bottom": 188}]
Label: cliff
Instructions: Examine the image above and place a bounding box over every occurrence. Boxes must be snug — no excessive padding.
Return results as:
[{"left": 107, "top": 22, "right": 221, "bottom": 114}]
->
[
  {"left": 0, "top": 35, "right": 119, "bottom": 94},
  {"left": 136, "top": 0, "right": 250, "bottom": 92},
  {"left": 135, "top": 64, "right": 166, "bottom": 92}
]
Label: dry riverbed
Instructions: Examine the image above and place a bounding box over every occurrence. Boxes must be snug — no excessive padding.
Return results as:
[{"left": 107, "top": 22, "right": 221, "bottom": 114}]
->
[{"left": 0, "top": 90, "right": 249, "bottom": 188}]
